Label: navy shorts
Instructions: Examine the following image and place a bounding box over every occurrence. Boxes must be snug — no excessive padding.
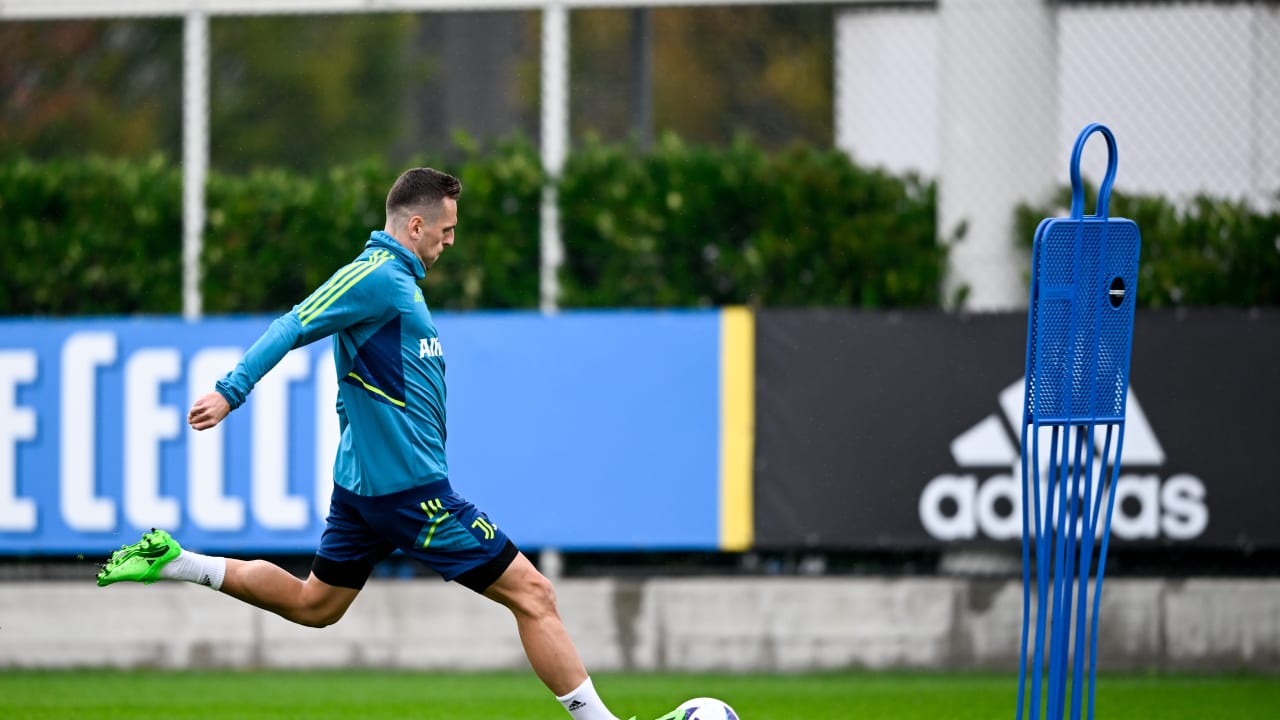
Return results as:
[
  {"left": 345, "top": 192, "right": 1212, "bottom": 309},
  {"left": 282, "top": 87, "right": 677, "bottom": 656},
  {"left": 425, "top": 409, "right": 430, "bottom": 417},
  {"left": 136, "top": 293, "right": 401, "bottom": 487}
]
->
[{"left": 312, "top": 479, "right": 517, "bottom": 593}]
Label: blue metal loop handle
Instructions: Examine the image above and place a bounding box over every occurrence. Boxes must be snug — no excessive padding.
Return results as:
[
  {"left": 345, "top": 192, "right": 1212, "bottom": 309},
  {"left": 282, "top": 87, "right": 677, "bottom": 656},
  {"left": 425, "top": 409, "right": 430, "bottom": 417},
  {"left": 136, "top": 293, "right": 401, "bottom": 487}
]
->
[{"left": 1069, "top": 123, "right": 1118, "bottom": 220}]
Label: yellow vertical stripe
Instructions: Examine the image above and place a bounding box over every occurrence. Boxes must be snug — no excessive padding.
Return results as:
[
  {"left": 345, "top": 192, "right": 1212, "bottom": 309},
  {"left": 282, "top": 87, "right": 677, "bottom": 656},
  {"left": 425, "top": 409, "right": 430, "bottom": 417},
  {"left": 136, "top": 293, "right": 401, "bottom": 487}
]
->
[{"left": 718, "top": 306, "right": 754, "bottom": 551}]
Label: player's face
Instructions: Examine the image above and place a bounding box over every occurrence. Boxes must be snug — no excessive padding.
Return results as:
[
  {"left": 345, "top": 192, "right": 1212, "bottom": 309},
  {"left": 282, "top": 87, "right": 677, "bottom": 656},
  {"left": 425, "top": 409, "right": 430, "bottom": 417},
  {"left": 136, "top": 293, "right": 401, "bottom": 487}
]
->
[{"left": 410, "top": 197, "right": 457, "bottom": 270}]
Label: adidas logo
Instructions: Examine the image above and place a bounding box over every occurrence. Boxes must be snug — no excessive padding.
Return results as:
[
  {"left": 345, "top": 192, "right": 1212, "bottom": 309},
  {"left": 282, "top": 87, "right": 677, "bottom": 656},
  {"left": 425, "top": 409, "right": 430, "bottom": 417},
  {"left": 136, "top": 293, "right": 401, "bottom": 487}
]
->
[
  {"left": 919, "top": 378, "right": 1207, "bottom": 542},
  {"left": 566, "top": 700, "right": 587, "bottom": 711}
]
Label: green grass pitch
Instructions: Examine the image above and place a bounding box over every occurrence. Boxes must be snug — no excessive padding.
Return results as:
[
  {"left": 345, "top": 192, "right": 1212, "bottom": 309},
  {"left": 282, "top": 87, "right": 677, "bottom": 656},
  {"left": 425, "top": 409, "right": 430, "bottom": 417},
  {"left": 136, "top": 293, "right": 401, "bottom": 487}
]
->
[{"left": 0, "top": 670, "right": 1276, "bottom": 719}]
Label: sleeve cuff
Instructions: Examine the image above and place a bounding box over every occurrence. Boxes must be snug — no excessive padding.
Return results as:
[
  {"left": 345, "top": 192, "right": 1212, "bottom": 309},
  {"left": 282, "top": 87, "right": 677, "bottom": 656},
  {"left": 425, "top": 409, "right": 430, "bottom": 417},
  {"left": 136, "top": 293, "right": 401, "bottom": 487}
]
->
[{"left": 214, "top": 378, "right": 245, "bottom": 410}]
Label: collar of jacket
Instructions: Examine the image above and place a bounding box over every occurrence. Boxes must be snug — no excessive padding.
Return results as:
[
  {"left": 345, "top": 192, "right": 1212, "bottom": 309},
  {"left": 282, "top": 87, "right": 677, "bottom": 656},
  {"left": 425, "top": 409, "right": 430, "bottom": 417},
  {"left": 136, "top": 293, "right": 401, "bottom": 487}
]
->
[{"left": 366, "top": 230, "right": 427, "bottom": 280}]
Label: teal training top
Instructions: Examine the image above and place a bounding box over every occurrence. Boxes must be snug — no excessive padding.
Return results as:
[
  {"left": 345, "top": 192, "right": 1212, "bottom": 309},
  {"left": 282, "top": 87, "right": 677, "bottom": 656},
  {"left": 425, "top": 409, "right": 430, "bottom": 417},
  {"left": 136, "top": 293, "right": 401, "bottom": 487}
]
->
[{"left": 215, "top": 231, "right": 448, "bottom": 496}]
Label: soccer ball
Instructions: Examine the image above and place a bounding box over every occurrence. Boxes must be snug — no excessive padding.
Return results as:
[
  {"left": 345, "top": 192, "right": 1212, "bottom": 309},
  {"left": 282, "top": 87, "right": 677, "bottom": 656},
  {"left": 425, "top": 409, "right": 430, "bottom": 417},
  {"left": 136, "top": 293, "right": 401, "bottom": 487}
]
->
[{"left": 674, "top": 697, "right": 739, "bottom": 720}]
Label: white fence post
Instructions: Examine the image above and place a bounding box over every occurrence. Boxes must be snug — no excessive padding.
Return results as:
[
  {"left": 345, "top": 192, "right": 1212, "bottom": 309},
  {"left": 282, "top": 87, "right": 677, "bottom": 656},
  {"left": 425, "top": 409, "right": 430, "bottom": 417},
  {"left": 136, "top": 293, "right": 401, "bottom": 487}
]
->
[
  {"left": 937, "top": 0, "right": 1057, "bottom": 311},
  {"left": 540, "top": 1, "right": 569, "bottom": 313},
  {"left": 182, "top": 10, "right": 209, "bottom": 321}
]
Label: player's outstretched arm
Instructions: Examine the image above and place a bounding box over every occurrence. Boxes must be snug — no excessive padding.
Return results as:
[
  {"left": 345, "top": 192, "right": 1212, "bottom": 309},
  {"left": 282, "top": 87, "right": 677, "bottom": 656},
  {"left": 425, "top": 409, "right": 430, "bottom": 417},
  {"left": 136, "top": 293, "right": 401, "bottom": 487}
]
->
[
  {"left": 188, "top": 391, "right": 232, "bottom": 430},
  {"left": 205, "top": 255, "right": 387, "bottom": 425}
]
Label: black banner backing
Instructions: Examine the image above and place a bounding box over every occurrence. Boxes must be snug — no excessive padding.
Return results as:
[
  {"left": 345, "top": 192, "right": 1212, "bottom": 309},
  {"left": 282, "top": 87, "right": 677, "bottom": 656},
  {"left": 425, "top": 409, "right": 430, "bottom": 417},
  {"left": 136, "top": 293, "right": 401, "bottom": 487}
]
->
[{"left": 753, "top": 309, "right": 1279, "bottom": 550}]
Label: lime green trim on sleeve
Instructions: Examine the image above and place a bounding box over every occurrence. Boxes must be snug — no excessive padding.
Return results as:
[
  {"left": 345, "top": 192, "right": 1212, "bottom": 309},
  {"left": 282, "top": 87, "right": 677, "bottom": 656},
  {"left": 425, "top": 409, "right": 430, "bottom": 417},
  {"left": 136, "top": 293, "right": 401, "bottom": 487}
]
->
[
  {"left": 299, "top": 250, "right": 392, "bottom": 327},
  {"left": 718, "top": 306, "right": 754, "bottom": 551}
]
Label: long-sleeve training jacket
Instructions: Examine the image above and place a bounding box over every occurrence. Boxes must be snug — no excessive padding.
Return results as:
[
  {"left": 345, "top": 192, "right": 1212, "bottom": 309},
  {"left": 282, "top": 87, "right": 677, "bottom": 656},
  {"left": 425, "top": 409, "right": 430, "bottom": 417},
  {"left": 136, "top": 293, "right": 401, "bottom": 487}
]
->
[{"left": 215, "top": 231, "right": 448, "bottom": 497}]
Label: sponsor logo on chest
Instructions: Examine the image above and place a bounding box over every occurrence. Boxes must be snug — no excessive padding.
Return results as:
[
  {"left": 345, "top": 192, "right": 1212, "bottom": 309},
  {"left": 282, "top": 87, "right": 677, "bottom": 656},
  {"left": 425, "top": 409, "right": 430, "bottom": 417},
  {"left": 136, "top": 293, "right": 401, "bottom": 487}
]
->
[{"left": 418, "top": 337, "right": 443, "bottom": 359}]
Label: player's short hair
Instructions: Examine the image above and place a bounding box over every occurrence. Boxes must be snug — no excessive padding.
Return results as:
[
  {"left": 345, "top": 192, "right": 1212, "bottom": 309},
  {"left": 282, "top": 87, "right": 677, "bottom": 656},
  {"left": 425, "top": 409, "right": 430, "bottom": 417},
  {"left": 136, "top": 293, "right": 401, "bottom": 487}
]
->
[{"left": 385, "top": 167, "right": 462, "bottom": 220}]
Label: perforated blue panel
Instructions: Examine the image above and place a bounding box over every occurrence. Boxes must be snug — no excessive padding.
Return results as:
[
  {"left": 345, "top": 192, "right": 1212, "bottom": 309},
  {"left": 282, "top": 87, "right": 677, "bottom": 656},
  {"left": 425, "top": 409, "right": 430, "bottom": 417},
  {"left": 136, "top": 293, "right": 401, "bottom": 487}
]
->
[{"left": 1025, "top": 216, "right": 1140, "bottom": 424}]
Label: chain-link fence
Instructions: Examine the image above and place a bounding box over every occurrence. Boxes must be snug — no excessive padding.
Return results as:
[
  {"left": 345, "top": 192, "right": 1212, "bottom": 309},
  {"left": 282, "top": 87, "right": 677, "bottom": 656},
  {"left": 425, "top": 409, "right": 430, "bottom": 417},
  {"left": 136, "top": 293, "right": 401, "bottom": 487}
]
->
[
  {"left": 839, "top": 0, "right": 1279, "bottom": 204},
  {"left": 837, "top": 0, "right": 1280, "bottom": 309},
  {"left": 1060, "top": 2, "right": 1279, "bottom": 206}
]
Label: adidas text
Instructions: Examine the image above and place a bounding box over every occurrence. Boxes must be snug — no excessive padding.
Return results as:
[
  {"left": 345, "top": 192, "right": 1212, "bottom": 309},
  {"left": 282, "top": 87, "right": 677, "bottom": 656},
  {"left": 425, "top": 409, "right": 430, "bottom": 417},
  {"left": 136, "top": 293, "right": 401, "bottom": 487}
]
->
[
  {"left": 919, "top": 379, "right": 1208, "bottom": 542},
  {"left": 920, "top": 472, "right": 1207, "bottom": 541}
]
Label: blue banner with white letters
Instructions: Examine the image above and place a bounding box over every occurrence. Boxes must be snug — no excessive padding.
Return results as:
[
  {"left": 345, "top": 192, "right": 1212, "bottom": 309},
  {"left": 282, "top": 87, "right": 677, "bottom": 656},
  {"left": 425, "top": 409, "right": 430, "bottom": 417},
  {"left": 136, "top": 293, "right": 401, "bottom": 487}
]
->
[{"left": 0, "top": 311, "right": 722, "bottom": 555}]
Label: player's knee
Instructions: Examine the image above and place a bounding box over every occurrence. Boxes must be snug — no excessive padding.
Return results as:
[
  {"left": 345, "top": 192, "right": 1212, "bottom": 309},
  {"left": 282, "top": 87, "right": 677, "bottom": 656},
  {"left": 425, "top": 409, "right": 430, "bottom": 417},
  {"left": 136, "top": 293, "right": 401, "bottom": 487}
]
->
[
  {"left": 293, "top": 584, "right": 353, "bottom": 628},
  {"left": 296, "top": 601, "right": 348, "bottom": 628},
  {"left": 511, "top": 572, "right": 559, "bottom": 620}
]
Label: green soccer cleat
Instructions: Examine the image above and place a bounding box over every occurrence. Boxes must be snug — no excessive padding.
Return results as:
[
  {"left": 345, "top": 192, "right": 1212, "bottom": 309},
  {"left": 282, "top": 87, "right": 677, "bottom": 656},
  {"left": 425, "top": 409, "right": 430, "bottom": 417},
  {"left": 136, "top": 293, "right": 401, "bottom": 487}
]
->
[{"left": 96, "top": 528, "right": 182, "bottom": 587}]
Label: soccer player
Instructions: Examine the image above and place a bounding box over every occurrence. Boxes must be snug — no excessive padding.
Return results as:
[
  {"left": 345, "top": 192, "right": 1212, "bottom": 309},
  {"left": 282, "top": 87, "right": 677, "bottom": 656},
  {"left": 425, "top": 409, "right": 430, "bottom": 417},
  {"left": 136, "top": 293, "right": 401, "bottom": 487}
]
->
[{"left": 97, "top": 168, "right": 637, "bottom": 720}]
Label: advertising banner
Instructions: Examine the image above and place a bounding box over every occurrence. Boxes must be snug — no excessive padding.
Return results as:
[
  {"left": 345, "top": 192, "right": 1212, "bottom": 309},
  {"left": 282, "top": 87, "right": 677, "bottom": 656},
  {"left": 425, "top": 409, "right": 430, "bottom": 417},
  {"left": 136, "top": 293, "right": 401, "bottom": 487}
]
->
[
  {"left": 754, "top": 309, "right": 1278, "bottom": 549},
  {"left": 0, "top": 311, "right": 723, "bottom": 555}
]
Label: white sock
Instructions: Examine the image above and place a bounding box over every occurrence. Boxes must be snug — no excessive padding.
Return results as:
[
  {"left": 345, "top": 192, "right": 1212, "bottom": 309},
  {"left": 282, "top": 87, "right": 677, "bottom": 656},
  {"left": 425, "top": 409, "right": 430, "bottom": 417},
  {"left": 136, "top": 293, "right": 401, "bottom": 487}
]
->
[
  {"left": 556, "top": 677, "right": 620, "bottom": 720},
  {"left": 158, "top": 550, "right": 227, "bottom": 591}
]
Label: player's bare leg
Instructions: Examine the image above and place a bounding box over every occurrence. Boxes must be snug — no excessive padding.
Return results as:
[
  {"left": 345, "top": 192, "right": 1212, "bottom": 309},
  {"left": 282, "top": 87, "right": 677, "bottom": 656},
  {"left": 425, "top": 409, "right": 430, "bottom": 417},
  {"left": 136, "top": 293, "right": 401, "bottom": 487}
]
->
[
  {"left": 484, "top": 552, "right": 620, "bottom": 720},
  {"left": 220, "top": 561, "right": 360, "bottom": 628},
  {"left": 484, "top": 552, "right": 587, "bottom": 693}
]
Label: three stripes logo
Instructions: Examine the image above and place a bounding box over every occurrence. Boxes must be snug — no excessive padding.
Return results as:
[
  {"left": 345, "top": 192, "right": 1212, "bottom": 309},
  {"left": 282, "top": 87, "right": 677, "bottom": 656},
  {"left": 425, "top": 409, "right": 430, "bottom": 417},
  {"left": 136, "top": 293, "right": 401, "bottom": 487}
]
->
[
  {"left": 919, "top": 379, "right": 1207, "bottom": 542},
  {"left": 298, "top": 250, "right": 394, "bottom": 327},
  {"left": 419, "top": 499, "right": 450, "bottom": 549}
]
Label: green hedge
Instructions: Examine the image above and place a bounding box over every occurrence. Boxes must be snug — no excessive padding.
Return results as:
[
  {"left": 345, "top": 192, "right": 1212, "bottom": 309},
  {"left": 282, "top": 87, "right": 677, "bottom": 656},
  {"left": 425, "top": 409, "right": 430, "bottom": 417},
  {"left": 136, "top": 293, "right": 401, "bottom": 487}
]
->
[
  {"left": 16, "top": 145, "right": 1276, "bottom": 315},
  {"left": 0, "top": 139, "right": 945, "bottom": 315},
  {"left": 0, "top": 155, "right": 184, "bottom": 315},
  {"left": 4, "top": 148, "right": 1274, "bottom": 316},
  {"left": 1016, "top": 187, "right": 1280, "bottom": 308},
  {"left": 559, "top": 134, "right": 943, "bottom": 308},
  {"left": 0, "top": 143, "right": 544, "bottom": 316},
  {"left": 202, "top": 137, "right": 545, "bottom": 313}
]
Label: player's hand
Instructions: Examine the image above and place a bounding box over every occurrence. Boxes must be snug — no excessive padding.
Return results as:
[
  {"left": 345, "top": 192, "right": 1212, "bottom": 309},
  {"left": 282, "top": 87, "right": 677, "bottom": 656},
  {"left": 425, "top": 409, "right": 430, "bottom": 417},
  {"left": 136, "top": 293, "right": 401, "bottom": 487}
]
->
[{"left": 188, "top": 391, "right": 232, "bottom": 430}]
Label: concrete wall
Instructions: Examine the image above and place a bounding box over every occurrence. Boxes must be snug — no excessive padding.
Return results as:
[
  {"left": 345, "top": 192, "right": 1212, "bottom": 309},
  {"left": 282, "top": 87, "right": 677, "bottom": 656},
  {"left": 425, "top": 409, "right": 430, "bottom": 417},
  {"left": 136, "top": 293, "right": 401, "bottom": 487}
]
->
[{"left": 2, "top": 577, "right": 1277, "bottom": 672}]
